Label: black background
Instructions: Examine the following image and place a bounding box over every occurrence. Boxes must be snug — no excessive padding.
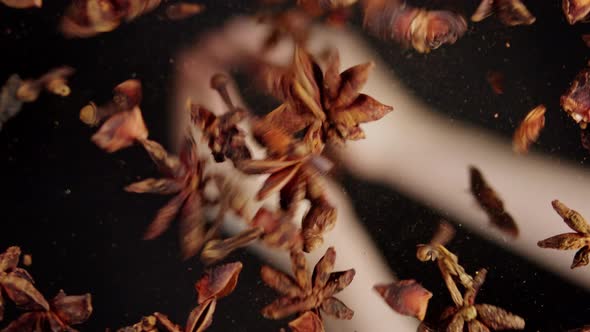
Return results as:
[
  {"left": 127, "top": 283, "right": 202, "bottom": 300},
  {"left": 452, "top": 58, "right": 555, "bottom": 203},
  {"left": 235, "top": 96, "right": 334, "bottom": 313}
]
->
[{"left": 0, "top": 0, "right": 589, "bottom": 331}]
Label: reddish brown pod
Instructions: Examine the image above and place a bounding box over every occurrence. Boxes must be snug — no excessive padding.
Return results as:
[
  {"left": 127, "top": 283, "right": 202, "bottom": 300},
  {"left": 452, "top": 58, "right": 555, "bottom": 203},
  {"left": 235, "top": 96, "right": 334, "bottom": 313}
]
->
[
  {"left": 1, "top": 0, "right": 41, "bottom": 8},
  {"left": 512, "top": 104, "right": 546, "bottom": 154},
  {"left": 563, "top": 0, "right": 590, "bottom": 24},
  {"left": 374, "top": 279, "right": 432, "bottom": 321}
]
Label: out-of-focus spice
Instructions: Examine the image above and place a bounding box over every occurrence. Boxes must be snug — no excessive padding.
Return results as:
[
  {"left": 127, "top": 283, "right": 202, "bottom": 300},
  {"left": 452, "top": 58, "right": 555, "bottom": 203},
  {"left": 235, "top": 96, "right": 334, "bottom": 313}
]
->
[
  {"left": 561, "top": 68, "right": 590, "bottom": 128},
  {"left": 472, "top": 0, "right": 536, "bottom": 26},
  {"left": 486, "top": 71, "right": 504, "bottom": 95},
  {"left": 260, "top": 248, "right": 354, "bottom": 329},
  {"left": 22, "top": 254, "right": 32, "bottom": 267},
  {"left": 251, "top": 208, "right": 303, "bottom": 251},
  {"left": 0, "top": 75, "right": 24, "bottom": 131},
  {"left": 512, "top": 104, "right": 546, "bottom": 154},
  {"left": 563, "top": 0, "right": 590, "bottom": 24},
  {"left": 469, "top": 166, "right": 519, "bottom": 238},
  {"left": 374, "top": 279, "right": 432, "bottom": 321},
  {"left": 538, "top": 200, "right": 590, "bottom": 269},
  {"left": 361, "top": 0, "right": 467, "bottom": 53},
  {"left": 165, "top": 2, "right": 204, "bottom": 21},
  {"left": 0, "top": 0, "right": 41, "bottom": 8}
]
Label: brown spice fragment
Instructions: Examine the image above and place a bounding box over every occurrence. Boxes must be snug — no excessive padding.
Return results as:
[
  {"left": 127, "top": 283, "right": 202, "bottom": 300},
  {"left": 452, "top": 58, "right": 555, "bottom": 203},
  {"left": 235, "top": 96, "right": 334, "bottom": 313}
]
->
[
  {"left": 1, "top": 0, "right": 41, "bottom": 8},
  {"left": 561, "top": 68, "right": 590, "bottom": 128},
  {"left": 469, "top": 166, "right": 519, "bottom": 238},
  {"left": 374, "top": 279, "right": 432, "bottom": 321},
  {"left": 165, "top": 2, "right": 204, "bottom": 21},
  {"left": 512, "top": 104, "right": 546, "bottom": 154},
  {"left": 251, "top": 208, "right": 303, "bottom": 251},
  {"left": 260, "top": 247, "right": 354, "bottom": 328},
  {"left": 538, "top": 200, "right": 590, "bottom": 269},
  {"left": 486, "top": 71, "right": 504, "bottom": 95},
  {"left": 563, "top": 0, "right": 590, "bottom": 24},
  {"left": 472, "top": 0, "right": 536, "bottom": 26},
  {"left": 288, "top": 310, "right": 324, "bottom": 332},
  {"left": 362, "top": 0, "right": 467, "bottom": 53}
]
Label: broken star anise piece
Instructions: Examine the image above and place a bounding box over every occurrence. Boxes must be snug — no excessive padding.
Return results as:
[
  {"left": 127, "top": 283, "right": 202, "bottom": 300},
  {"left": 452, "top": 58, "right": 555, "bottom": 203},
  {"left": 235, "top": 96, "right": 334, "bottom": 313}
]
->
[
  {"left": 60, "top": 0, "right": 161, "bottom": 38},
  {"left": 251, "top": 208, "right": 303, "bottom": 251},
  {"left": 0, "top": 246, "right": 49, "bottom": 321},
  {"left": 469, "top": 166, "right": 519, "bottom": 238},
  {"left": 125, "top": 136, "right": 207, "bottom": 259},
  {"left": 374, "top": 279, "right": 432, "bottom": 321},
  {"left": 288, "top": 310, "right": 324, "bottom": 332},
  {"left": 561, "top": 68, "right": 590, "bottom": 128},
  {"left": 16, "top": 66, "right": 75, "bottom": 102},
  {"left": 441, "top": 269, "right": 525, "bottom": 331},
  {"left": 260, "top": 247, "right": 355, "bottom": 328},
  {"left": 512, "top": 104, "right": 546, "bottom": 154},
  {"left": 471, "top": 0, "right": 536, "bottom": 26},
  {"left": 538, "top": 200, "right": 590, "bottom": 269},
  {"left": 563, "top": 0, "right": 590, "bottom": 24},
  {"left": 3, "top": 290, "right": 93, "bottom": 332},
  {"left": 362, "top": 0, "right": 467, "bottom": 53}
]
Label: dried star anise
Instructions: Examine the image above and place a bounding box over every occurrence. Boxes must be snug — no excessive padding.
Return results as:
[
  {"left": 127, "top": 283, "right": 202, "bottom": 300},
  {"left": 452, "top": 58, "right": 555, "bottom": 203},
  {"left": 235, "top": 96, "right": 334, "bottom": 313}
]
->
[
  {"left": 60, "top": 0, "right": 162, "bottom": 38},
  {"left": 440, "top": 268, "right": 525, "bottom": 331},
  {"left": 3, "top": 290, "right": 93, "bottom": 332},
  {"left": 190, "top": 73, "right": 251, "bottom": 163},
  {"left": 416, "top": 222, "right": 473, "bottom": 307},
  {"left": 260, "top": 247, "right": 355, "bottom": 328},
  {"left": 471, "top": 0, "right": 536, "bottom": 26},
  {"left": 251, "top": 207, "right": 303, "bottom": 251},
  {"left": 563, "top": 0, "right": 590, "bottom": 24},
  {"left": 288, "top": 310, "right": 324, "bottom": 332},
  {"left": 374, "top": 279, "right": 432, "bottom": 321},
  {"left": 469, "top": 166, "right": 519, "bottom": 238},
  {"left": 361, "top": 0, "right": 467, "bottom": 53},
  {"left": 0, "top": 246, "right": 49, "bottom": 321},
  {"left": 561, "top": 68, "right": 590, "bottom": 128},
  {"left": 538, "top": 200, "right": 590, "bottom": 269},
  {"left": 119, "top": 263, "right": 242, "bottom": 332},
  {"left": 512, "top": 104, "right": 546, "bottom": 154}
]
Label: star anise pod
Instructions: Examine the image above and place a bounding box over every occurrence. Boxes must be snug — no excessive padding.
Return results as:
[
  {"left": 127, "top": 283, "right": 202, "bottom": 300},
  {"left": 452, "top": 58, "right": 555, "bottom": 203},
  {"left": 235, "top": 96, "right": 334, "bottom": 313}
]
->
[
  {"left": 469, "top": 166, "right": 519, "bottom": 238},
  {"left": 251, "top": 207, "right": 303, "bottom": 251},
  {"left": 561, "top": 68, "right": 590, "bottom": 128},
  {"left": 189, "top": 73, "right": 251, "bottom": 163},
  {"left": 125, "top": 136, "right": 208, "bottom": 259},
  {"left": 0, "top": 246, "right": 49, "bottom": 321},
  {"left": 288, "top": 310, "right": 324, "bottom": 332},
  {"left": 260, "top": 247, "right": 355, "bottom": 327},
  {"left": 3, "top": 290, "right": 93, "bottom": 332},
  {"left": 238, "top": 149, "right": 336, "bottom": 252},
  {"left": 471, "top": 0, "right": 536, "bottom": 26},
  {"left": 374, "top": 279, "right": 433, "bottom": 321},
  {"left": 60, "top": 0, "right": 162, "bottom": 38},
  {"left": 440, "top": 269, "right": 525, "bottom": 331},
  {"left": 118, "top": 263, "right": 242, "bottom": 332},
  {"left": 361, "top": 0, "right": 467, "bottom": 53},
  {"left": 538, "top": 200, "right": 590, "bottom": 269},
  {"left": 416, "top": 222, "right": 473, "bottom": 307},
  {"left": 563, "top": 0, "right": 590, "bottom": 24}
]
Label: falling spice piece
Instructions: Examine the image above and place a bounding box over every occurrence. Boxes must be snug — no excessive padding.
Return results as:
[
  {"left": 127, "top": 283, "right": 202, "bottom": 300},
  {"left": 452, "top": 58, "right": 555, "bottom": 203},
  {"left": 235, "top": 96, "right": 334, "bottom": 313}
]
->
[
  {"left": 538, "top": 200, "right": 590, "bottom": 269},
  {"left": 512, "top": 104, "right": 546, "bottom": 154},
  {"left": 416, "top": 222, "right": 472, "bottom": 307},
  {"left": 361, "top": 0, "right": 467, "bottom": 53},
  {"left": 22, "top": 254, "right": 32, "bottom": 267},
  {"left": 374, "top": 279, "right": 432, "bottom": 321},
  {"left": 288, "top": 311, "right": 324, "bottom": 332},
  {"left": 438, "top": 268, "right": 525, "bottom": 331},
  {"left": 16, "top": 66, "right": 75, "bottom": 102},
  {"left": 469, "top": 166, "right": 519, "bottom": 238},
  {"left": 486, "top": 71, "right": 504, "bottom": 95},
  {"left": 0, "top": 75, "right": 24, "bottom": 131},
  {"left": 563, "top": 0, "right": 590, "bottom": 24},
  {"left": 3, "top": 291, "right": 93, "bottom": 332},
  {"left": 561, "top": 68, "right": 590, "bottom": 128},
  {"left": 200, "top": 227, "right": 263, "bottom": 265},
  {"left": 260, "top": 247, "right": 355, "bottom": 328},
  {"left": 60, "top": 0, "right": 162, "bottom": 38},
  {"left": 583, "top": 34, "right": 590, "bottom": 47},
  {"left": 80, "top": 79, "right": 142, "bottom": 126},
  {"left": 472, "top": 0, "right": 536, "bottom": 26},
  {"left": 251, "top": 207, "right": 303, "bottom": 251},
  {"left": 1, "top": 0, "right": 41, "bottom": 8},
  {"left": 165, "top": 2, "right": 204, "bottom": 21}
]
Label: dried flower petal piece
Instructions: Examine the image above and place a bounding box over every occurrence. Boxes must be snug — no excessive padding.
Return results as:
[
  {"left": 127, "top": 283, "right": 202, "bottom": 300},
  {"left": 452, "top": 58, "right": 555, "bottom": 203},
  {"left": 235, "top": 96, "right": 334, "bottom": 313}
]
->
[
  {"left": 469, "top": 166, "right": 519, "bottom": 238},
  {"left": 261, "top": 247, "right": 354, "bottom": 325},
  {"left": 288, "top": 311, "right": 324, "bottom": 332},
  {"left": 563, "top": 0, "right": 590, "bottom": 24},
  {"left": 1, "top": 0, "right": 41, "bottom": 8},
  {"left": 561, "top": 68, "right": 590, "bottom": 128},
  {"left": 91, "top": 106, "right": 149, "bottom": 153},
  {"left": 374, "top": 279, "right": 432, "bottom": 321},
  {"left": 512, "top": 104, "right": 546, "bottom": 154},
  {"left": 472, "top": 0, "right": 536, "bottom": 26},
  {"left": 165, "top": 2, "right": 204, "bottom": 21},
  {"left": 195, "top": 262, "right": 243, "bottom": 304},
  {"left": 538, "top": 200, "right": 590, "bottom": 269}
]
